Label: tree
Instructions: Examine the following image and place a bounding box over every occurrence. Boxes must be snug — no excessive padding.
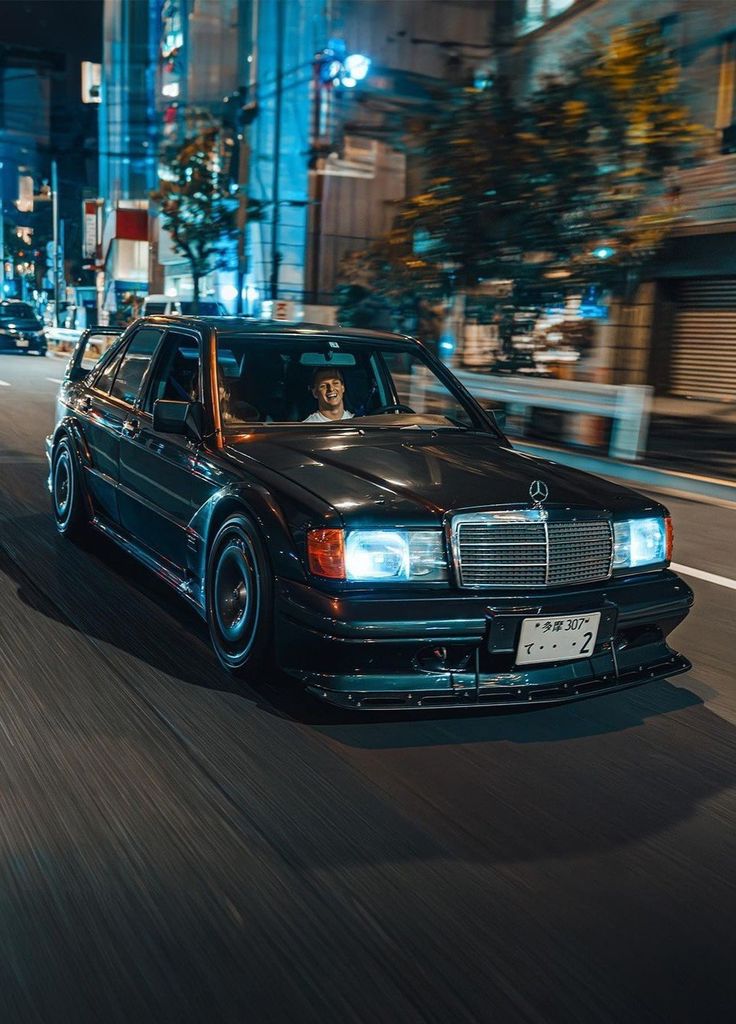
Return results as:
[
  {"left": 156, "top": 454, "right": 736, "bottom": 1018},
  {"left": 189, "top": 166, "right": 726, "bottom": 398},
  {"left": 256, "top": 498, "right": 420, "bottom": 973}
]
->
[
  {"left": 339, "top": 21, "right": 705, "bottom": 319},
  {"left": 151, "top": 124, "right": 240, "bottom": 311}
]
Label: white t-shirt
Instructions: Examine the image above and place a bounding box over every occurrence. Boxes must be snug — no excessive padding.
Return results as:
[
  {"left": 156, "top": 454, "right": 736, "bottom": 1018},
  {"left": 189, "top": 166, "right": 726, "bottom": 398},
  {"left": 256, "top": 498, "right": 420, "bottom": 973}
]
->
[{"left": 302, "top": 409, "right": 354, "bottom": 423}]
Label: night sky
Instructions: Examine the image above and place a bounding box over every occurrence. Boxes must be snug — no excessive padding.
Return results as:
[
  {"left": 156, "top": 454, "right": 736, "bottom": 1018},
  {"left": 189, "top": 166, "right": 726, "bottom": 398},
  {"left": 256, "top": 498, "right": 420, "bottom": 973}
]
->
[{"left": 0, "top": 0, "right": 102, "bottom": 62}]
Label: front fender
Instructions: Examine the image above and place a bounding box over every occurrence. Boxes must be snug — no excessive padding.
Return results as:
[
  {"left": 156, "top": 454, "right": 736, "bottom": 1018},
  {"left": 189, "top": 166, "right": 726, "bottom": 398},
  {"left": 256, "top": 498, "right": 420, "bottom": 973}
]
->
[
  {"left": 187, "top": 480, "right": 311, "bottom": 607},
  {"left": 47, "top": 416, "right": 91, "bottom": 479}
]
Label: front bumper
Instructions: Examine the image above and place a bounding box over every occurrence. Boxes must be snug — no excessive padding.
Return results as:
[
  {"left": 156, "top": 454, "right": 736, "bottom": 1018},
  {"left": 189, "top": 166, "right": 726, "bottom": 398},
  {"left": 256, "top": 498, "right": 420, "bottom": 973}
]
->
[
  {"left": 275, "top": 570, "right": 694, "bottom": 710},
  {"left": 0, "top": 334, "right": 46, "bottom": 353}
]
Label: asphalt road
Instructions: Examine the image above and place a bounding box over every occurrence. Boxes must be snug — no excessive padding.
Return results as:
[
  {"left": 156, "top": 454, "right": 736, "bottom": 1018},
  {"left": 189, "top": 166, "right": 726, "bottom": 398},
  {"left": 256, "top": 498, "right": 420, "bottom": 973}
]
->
[{"left": 1, "top": 353, "right": 735, "bottom": 1024}]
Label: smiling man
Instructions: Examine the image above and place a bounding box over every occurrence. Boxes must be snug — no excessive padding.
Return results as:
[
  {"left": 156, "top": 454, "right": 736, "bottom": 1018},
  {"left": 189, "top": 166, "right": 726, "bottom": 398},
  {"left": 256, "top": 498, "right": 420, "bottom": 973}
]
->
[{"left": 303, "top": 367, "right": 354, "bottom": 422}]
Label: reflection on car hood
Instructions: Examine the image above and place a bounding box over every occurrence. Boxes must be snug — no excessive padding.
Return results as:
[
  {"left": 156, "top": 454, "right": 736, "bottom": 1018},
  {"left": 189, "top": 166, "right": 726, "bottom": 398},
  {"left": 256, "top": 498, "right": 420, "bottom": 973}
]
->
[{"left": 226, "top": 430, "right": 658, "bottom": 520}]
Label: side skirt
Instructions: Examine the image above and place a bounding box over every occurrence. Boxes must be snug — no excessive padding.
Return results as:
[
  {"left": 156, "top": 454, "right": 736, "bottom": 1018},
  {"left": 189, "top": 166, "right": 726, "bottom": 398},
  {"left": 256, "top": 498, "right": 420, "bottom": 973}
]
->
[{"left": 91, "top": 516, "right": 205, "bottom": 617}]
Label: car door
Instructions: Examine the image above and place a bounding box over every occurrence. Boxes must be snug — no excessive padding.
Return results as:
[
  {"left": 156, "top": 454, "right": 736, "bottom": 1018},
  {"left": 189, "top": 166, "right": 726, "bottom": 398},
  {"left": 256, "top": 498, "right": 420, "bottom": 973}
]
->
[
  {"left": 117, "top": 328, "right": 216, "bottom": 571},
  {"left": 78, "top": 326, "right": 164, "bottom": 524}
]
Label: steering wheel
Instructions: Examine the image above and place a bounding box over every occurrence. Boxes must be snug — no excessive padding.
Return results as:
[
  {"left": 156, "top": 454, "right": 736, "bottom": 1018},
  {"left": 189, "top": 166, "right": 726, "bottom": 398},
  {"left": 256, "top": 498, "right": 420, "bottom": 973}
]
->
[{"left": 371, "top": 402, "right": 415, "bottom": 415}]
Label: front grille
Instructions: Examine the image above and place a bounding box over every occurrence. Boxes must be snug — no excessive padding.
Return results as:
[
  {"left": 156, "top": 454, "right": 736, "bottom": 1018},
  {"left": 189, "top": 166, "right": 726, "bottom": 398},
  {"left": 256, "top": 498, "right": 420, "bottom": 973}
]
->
[{"left": 453, "top": 512, "right": 613, "bottom": 588}]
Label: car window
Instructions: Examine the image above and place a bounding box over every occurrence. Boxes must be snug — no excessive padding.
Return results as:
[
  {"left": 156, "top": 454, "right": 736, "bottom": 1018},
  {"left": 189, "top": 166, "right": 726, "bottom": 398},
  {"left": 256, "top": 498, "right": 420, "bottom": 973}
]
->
[
  {"left": 144, "top": 330, "right": 201, "bottom": 412},
  {"left": 212, "top": 335, "right": 489, "bottom": 432},
  {"left": 109, "top": 328, "right": 164, "bottom": 406},
  {"left": 80, "top": 332, "right": 120, "bottom": 371},
  {"left": 181, "top": 300, "right": 221, "bottom": 316},
  {"left": 377, "top": 349, "right": 474, "bottom": 427},
  {"left": 91, "top": 340, "right": 129, "bottom": 395}
]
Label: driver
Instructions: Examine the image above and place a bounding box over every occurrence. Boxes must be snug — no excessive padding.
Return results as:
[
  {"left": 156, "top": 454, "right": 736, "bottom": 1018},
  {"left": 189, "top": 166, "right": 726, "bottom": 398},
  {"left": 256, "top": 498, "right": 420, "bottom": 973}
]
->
[{"left": 303, "top": 367, "right": 354, "bottom": 422}]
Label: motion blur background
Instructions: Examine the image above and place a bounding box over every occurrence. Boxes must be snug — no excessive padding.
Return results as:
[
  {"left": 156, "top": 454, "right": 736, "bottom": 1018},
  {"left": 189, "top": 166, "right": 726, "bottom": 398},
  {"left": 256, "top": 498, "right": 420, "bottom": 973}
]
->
[{"left": 2, "top": 0, "right": 735, "bottom": 471}]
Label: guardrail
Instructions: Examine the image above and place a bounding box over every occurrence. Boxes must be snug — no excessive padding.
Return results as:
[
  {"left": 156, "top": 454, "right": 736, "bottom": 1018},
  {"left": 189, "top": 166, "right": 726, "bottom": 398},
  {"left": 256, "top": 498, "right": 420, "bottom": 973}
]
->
[
  {"left": 46, "top": 326, "right": 84, "bottom": 352},
  {"left": 452, "top": 369, "right": 651, "bottom": 462}
]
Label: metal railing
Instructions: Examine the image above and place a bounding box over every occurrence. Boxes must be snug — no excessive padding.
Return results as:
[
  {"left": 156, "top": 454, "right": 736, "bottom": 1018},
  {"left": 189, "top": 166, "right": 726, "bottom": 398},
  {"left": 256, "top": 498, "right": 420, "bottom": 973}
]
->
[
  {"left": 451, "top": 369, "right": 652, "bottom": 462},
  {"left": 45, "top": 326, "right": 84, "bottom": 351}
]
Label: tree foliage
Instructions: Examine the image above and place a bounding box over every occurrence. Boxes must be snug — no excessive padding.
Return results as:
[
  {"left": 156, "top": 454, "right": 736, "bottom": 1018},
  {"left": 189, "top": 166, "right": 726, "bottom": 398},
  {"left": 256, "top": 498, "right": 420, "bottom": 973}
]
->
[
  {"left": 342, "top": 21, "right": 705, "bottom": 314},
  {"left": 151, "top": 125, "right": 240, "bottom": 310}
]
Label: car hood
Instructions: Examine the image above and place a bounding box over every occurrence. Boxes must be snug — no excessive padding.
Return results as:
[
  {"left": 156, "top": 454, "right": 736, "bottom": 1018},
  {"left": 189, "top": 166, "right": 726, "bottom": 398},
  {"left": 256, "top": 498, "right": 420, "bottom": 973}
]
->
[{"left": 226, "top": 430, "right": 660, "bottom": 522}]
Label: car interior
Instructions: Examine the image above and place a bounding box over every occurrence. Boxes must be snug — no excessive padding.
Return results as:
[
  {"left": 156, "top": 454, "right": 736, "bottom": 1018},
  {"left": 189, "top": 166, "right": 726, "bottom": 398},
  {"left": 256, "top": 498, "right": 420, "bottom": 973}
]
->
[{"left": 216, "top": 345, "right": 385, "bottom": 424}]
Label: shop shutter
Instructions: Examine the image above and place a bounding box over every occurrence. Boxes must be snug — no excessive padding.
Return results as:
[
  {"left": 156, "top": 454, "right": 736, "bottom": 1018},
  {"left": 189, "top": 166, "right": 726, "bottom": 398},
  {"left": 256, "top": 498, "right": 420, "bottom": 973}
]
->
[{"left": 669, "top": 278, "right": 736, "bottom": 400}]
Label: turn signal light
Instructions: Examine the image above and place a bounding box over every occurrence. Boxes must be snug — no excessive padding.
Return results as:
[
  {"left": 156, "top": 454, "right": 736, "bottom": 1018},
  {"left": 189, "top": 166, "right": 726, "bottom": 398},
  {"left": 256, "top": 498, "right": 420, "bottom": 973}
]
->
[
  {"left": 665, "top": 515, "right": 674, "bottom": 562},
  {"left": 307, "top": 528, "right": 345, "bottom": 579}
]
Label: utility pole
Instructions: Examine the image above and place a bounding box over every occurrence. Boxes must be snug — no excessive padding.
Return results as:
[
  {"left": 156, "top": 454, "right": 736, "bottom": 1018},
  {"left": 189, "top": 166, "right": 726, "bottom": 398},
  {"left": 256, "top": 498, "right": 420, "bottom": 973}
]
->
[
  {"left": 51, "top": 158, "right": 61, "bottom": 326},
  {"left": 269, "top": 0, "right": 285, "bottom": 302},
  {"left": 235, "top": 136, "right": 250, "bottom": 314}
]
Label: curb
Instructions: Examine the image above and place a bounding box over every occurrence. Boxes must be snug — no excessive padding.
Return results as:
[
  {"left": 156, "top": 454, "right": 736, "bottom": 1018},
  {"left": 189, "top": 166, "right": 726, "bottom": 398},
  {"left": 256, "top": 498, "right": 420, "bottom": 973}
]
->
[{"left": 515, "top": 440, "right": 736, "bottom": 508}]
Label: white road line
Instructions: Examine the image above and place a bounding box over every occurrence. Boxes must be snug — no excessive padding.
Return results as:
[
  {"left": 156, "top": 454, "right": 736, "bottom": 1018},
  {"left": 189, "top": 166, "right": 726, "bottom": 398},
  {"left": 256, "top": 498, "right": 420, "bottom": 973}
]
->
[
  {"left": 45, "top": 377, "right": 63, "bottom": 384},
  {"left": 671, "top": 563, "right": 736, "bottom": 592},
  {"left": 0, "top": 379, "right": 10, "bottom": 387}
]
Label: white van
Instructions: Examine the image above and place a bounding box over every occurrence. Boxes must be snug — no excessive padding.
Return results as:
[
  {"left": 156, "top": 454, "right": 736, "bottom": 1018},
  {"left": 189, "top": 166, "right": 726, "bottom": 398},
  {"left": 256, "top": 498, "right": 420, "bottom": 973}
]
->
[{"left": 143, "top": 294, "right": 227, "bottom": 317}]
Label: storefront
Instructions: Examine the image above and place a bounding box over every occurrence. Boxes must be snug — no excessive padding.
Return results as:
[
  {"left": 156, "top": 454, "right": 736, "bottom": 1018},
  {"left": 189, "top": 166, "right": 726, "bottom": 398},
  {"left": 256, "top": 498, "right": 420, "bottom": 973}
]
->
[{"left": 669, "top": 277, "right": 736, "bottom": 401}]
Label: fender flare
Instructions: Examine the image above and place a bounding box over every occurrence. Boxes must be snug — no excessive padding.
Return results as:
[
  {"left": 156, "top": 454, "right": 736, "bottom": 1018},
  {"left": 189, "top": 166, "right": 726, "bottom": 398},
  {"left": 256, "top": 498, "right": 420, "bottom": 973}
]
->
[{"left": 186, "top": 480, "right": 311, "bottom": 609}]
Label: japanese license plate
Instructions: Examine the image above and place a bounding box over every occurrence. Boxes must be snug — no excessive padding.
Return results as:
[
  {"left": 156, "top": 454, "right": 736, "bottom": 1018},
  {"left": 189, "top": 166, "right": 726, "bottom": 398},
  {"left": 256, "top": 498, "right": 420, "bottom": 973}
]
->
[
  {"left": 15, "top": 338, "right": 29, "bottom": 348},
  {"left": 516, "top": 612, "right": 601, "bottom": 665}
]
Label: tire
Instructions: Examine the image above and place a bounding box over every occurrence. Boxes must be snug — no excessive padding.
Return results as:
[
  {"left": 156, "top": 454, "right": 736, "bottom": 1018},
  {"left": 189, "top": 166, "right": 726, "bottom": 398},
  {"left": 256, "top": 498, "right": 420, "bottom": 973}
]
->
[
  {"left": 206, "top": 513, "right": 274, "bottom": 681},
  {"left": 51, "top": 435, "right": 88, "bottom": 538}
]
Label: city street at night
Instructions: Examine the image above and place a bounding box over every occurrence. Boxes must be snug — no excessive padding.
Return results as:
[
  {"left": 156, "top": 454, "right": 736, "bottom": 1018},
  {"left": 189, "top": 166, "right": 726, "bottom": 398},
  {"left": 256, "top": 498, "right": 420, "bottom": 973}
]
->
[{"left": 0, "top": 352, "right": 734, "bottom": 1022}]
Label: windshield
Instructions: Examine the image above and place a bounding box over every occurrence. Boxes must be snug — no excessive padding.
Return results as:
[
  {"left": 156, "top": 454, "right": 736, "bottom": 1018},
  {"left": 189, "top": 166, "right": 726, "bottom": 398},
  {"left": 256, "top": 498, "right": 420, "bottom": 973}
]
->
[
  {"left": 0, "top": 302, "right": 37, "bottom": 320},
  {"left": 181, "top": 300, "right": 221, "bottom": 315},
  {"left": 215, "top": 335, "right": 491, "bottom": 433}
]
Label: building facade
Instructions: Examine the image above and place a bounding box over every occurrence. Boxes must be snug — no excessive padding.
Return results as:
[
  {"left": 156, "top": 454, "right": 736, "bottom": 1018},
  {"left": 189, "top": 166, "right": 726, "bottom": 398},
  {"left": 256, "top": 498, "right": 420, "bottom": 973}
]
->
[{"left": 98, "top": 0, "right": 495, "bottom": 319}]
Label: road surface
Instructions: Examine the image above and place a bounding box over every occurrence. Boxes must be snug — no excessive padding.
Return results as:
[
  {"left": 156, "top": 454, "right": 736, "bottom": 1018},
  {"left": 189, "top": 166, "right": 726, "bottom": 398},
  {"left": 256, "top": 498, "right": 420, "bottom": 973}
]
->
[{"left": 0, "top": 353, "right": 734, "bottom": 1023}]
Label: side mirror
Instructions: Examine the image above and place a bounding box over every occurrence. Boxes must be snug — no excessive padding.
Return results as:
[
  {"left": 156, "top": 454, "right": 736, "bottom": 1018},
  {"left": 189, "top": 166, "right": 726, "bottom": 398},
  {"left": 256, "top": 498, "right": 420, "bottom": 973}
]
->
[{"left": 153, "top": 400, "right": 204, "bottom": 443}]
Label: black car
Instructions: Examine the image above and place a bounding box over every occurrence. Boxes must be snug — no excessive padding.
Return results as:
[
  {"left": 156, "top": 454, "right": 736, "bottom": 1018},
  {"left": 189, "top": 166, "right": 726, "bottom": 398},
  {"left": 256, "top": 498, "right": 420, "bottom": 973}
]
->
[
  {"left": 46, "top": 317, "right": 692, "bottom": 710},
  {"left": 0, "top": 300, "right": 47, "bottom": 355}
]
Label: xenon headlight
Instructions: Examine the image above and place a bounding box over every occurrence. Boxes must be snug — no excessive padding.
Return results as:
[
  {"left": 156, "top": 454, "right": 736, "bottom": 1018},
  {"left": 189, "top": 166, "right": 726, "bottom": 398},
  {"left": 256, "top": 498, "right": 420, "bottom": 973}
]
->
[
  {"left": 613, "top": 516, "right": 672, "bottom": 569},
  {"left": 307, "top": 528, "right": 448, "bottom": 581}
]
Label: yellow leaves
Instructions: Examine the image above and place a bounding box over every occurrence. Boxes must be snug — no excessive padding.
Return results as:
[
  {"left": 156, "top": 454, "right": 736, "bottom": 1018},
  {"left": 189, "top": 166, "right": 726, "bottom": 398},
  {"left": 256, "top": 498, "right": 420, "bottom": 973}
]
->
[{"left": 562, "top": 100, "right": 588, "bottom": 121}]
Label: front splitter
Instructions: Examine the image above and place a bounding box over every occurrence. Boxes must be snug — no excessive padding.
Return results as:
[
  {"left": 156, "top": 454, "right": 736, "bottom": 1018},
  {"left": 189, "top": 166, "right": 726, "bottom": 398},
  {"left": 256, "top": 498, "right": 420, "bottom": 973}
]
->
[{"left": 305, "top": 653, "right": 692, "bottom": 712}]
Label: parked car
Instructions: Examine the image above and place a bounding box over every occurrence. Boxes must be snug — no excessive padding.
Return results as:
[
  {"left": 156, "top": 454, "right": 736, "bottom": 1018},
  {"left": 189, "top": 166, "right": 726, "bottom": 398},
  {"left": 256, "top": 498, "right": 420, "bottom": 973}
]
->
[
  {"left": 47, "top": 316, "right": 692, "bottom": 710},
  {"left": 0, "top": 300, "right": 47, "bottom": 355},
  {"left": 143, "top": 294, "right": 226, "bottom": 317}
]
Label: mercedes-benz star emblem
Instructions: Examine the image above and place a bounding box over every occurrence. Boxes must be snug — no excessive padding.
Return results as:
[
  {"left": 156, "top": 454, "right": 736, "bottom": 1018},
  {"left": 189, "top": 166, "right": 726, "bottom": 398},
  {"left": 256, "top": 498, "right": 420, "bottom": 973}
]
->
[{"left": 529, "top": 480, "right": 549, "bottom": 505}]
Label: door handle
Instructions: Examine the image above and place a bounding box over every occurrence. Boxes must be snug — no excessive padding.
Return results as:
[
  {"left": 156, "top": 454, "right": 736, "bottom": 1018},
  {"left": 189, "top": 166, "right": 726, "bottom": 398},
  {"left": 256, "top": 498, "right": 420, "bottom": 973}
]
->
[
  {"left": 149, "top": 440, "right": 165, "bottom": 454},
  {"left": 122, "top": 417, "right": 140, "bottom": 437}
]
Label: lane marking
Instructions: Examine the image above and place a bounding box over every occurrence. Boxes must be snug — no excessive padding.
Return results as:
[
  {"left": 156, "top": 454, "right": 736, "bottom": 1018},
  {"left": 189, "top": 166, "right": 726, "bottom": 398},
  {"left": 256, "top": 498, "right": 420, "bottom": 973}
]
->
[
  {"left": 45, "top": 377, "right": 63, "bottom": 384},
  {"left": 671, "top": 562, "right": 736, "bottom": 592},
  {"left": 0, "top": 380, "right": 10, "bottom": 387}
]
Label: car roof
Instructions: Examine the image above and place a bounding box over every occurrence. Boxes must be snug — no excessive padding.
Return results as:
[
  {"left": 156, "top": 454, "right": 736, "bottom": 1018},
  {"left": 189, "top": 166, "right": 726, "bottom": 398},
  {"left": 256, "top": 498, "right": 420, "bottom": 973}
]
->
[{"left": 138, "top": 315, "right": 414, "bottom": 345}]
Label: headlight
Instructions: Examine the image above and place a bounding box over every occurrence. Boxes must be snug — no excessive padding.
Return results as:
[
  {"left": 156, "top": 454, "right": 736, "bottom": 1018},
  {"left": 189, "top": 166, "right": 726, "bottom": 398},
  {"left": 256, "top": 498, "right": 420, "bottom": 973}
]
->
[
  {"left": 613, "top": 516, "right": 672, "bottom": 569},
  {"left": 307, "top": 528, "right": 448, "bottom": 581}
]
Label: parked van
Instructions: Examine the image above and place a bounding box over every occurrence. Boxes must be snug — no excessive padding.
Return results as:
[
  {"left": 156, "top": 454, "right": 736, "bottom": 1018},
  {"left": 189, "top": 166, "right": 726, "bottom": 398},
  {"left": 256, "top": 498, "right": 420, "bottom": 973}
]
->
[{"left": 143, "top": 294, "right": 227, "bottom": 316}]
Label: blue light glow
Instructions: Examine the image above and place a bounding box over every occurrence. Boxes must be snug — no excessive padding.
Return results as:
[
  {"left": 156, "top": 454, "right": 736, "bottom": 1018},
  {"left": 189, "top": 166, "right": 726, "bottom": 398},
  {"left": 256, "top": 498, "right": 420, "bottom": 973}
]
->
[
  {"left": 613, "top": 517, "right": 667, "bottom": 568},
  {"left": 344, "top": 53, "right": 371, "bottom": 81}
]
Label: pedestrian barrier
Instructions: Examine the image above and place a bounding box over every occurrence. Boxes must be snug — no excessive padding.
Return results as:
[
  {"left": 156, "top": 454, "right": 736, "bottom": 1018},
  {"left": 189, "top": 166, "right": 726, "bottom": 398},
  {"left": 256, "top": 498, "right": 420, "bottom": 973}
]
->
[
  {"left": 46, "top": 326, "right": 84, "bottom": 353},
  {"left": 408, "top": 366, "right": 651, "bottom": 461},
  {"left": 454, "top": 369, "right": 651, "bottom": 461}
]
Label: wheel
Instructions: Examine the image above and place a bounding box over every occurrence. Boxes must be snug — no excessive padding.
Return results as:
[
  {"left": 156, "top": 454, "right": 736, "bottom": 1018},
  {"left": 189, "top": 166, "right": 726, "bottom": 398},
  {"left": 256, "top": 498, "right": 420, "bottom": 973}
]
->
[
  {"left": 206, "top": 513, "right": 274, "bottom": 681},
  {"left": 52, "top": 435, "right": 88, "bottom": 538}
]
